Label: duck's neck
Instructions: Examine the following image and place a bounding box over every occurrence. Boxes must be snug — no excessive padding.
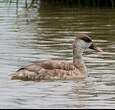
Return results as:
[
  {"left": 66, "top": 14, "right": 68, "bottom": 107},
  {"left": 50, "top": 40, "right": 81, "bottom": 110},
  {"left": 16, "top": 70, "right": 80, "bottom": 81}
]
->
[{"left": 73, "top": 48, "right": 87, "bottom": 75}]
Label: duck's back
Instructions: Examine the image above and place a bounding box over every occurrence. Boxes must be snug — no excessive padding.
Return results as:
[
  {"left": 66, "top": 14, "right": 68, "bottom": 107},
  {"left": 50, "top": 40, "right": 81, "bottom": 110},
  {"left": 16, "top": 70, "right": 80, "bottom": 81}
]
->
[{"left": 11, "top": 60, "right": 80, "bottom": 81}]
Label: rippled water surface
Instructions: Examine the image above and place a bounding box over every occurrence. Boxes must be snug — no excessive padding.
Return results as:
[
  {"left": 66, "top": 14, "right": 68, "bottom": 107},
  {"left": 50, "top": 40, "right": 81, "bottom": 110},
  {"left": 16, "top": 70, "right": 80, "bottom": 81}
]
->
[{"left": 0, "top": 1, "right": 115, "bottom": 109}]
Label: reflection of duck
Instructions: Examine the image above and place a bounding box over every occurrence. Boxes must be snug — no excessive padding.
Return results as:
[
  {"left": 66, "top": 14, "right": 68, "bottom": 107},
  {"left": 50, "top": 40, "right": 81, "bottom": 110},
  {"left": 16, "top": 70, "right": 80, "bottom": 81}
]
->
[{"left": 12, "top": 34, "right": 103, "bottom": 81}]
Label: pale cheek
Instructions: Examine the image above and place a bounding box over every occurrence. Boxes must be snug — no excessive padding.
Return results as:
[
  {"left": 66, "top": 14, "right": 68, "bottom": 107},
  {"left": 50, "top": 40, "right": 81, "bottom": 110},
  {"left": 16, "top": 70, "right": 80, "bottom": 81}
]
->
[
  {"left": 76, "top": 40, "right": 91, "bottom": 50},
  {"left": 81, "top": 43, "right": 88, "bottom": 49},
  {"left": 84, "top": 43, "right": 91, "bottom": 49}
]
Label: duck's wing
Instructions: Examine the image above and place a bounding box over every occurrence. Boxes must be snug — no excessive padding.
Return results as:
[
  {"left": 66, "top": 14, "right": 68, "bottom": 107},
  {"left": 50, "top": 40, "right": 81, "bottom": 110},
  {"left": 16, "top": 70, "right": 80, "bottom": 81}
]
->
[
  {"left": 11, "top": 60, "right": 77, "bottom": 81},
  {"left": 25, "top": 60, "right": 75, "bottom": 70}
]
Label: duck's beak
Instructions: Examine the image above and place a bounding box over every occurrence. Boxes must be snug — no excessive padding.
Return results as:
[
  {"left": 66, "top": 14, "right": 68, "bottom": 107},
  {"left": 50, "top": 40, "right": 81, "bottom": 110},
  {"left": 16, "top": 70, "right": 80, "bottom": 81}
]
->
[{"left": 89, "top": 44, "right": 104, "bottom": 52}]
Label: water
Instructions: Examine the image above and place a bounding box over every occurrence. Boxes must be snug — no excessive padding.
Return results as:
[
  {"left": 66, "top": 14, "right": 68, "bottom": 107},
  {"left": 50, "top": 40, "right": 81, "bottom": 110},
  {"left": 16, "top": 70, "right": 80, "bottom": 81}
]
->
[{"left": 0, "top": 1, "right": 115, "bottom": 109}]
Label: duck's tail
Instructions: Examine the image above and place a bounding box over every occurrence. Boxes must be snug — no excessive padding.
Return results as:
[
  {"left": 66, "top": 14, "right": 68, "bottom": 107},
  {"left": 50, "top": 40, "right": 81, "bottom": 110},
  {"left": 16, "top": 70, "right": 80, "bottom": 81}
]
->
[{"left": 11, "top": 68, "right": 38, "bottom": 81}]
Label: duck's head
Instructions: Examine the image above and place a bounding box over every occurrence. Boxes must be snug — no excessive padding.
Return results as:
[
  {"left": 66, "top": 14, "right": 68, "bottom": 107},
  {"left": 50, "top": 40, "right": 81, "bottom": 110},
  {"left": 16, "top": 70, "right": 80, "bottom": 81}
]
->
[{"left": 73, "top": 34, "right": 103, "bottom": 55}]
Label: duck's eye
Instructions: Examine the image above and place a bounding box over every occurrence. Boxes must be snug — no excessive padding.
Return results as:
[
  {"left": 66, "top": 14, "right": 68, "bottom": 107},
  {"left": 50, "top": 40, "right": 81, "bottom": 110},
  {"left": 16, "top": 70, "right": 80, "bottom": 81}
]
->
[{"left": 81, "top": 37, "right": 92, "bottom": 43}]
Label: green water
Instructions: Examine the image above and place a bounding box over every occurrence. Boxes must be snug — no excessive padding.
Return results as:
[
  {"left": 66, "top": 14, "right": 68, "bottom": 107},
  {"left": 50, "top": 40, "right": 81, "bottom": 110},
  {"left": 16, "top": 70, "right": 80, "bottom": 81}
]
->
[{"left": 0, "top": 1, "right": 115, "bottom": 109}]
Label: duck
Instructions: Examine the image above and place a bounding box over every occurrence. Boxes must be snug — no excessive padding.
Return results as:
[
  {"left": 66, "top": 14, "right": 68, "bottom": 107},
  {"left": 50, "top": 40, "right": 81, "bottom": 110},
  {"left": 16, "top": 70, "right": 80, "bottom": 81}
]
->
[{"left": 11, "top": 33, "right": 103, "bottom": 81}]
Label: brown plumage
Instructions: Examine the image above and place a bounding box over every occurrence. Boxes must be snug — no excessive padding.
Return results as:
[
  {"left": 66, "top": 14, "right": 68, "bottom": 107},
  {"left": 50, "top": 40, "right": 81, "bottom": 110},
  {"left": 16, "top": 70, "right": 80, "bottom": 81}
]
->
[{"left": 11, "top": 34, "right": 103, "bottom": 81}]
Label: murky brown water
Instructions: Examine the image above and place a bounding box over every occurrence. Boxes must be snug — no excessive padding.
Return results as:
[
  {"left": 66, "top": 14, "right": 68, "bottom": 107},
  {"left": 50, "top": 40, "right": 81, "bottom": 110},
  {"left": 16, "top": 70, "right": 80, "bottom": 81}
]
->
[{"left": 0, "top": 0, "right": 115, "bottom": 109}]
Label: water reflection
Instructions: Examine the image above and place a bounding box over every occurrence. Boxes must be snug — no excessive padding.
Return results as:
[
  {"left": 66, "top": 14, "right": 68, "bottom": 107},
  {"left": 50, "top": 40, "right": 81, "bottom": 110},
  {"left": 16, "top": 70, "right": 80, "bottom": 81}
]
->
[{"left": 0, "top": 0, "right": 115, "bottom": 109}]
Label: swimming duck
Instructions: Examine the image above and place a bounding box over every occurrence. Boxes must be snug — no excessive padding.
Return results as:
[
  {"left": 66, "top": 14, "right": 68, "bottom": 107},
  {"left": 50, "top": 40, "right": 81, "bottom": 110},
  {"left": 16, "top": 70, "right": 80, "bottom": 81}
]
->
[{"left": 11, "top": 34, "right": 103, "bottom": 81}]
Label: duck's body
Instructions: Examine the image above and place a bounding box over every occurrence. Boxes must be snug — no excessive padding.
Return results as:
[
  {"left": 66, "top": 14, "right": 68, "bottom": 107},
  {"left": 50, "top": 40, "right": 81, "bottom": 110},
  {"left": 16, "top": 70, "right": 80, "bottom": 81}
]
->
[
  {"left": 12, "top": 34, "right": 103, "bottom": 81},
  {"left": 12, "top": 60, "right": 87, "bottom": 81}
]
